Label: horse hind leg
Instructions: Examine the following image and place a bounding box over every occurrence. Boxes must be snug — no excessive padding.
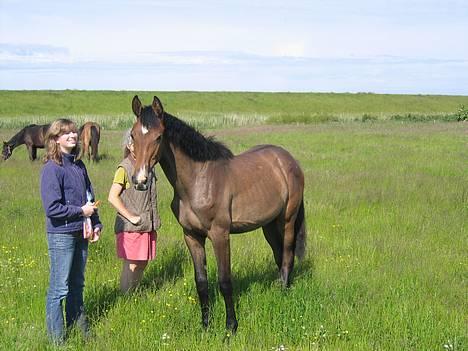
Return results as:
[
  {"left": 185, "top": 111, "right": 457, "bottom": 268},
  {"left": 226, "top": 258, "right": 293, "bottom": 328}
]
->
[
  {"left": 280, "top": 199, "right": 306, "bottom": 287},
  {"left": 91, "top": 140, "right": 99, "bottom": 161},
  {"left": 263, "top": 216, "right": 297, "bottom": 287},
  {"left": 262, "top": 221, "right": 283, "bottom": 271},
  {"left": 279, "top": 196, "right": 305, "bottom": 288},
  {"left": 27, "top": 145, "right": 37, "bottom": 161},
  {"left": 279, "top": 216, "right": 297, "bottom": 288},
  {"left": 279, "top": 161, "right": 306, "bottom": 288},
  {"left": 91, "top": 144, "right": 98, "bottom": 161}
]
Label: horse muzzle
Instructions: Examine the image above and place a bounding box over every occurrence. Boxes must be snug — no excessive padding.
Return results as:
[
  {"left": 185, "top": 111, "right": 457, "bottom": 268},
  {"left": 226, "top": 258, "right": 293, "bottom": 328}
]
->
[
  {"left": 132, "top": 172, "right": 149, "bottom": 191},
  {"left": 134, "top": 181, "right": 148, "bottom": 191}
]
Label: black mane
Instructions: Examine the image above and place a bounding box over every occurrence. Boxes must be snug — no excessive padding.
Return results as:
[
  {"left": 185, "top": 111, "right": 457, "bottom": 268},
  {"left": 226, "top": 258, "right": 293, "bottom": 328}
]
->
[
  {"left": 140, "top": 106, "right": 233, "bottom": 162},
  {"left": 7, "top": 124, "right": 37, "bottom": 146},
  {"left": 163, "top": 113, "right": 234, "bottom": 161}
]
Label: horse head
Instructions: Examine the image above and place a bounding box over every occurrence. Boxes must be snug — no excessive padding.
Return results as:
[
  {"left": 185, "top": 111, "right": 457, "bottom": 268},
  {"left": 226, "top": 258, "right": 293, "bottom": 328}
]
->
[
  {"left": 131, "top": 95, "right": 165, "bottom": 190},
  {"left": 2, "top": 142, "right": 13, "bottom": 160}
]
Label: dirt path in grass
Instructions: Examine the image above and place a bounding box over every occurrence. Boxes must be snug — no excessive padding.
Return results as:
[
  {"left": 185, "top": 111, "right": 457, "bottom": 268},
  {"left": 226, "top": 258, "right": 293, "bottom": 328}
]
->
[{"left": 211, "top": 122, "right": 467, "bottom": 137}]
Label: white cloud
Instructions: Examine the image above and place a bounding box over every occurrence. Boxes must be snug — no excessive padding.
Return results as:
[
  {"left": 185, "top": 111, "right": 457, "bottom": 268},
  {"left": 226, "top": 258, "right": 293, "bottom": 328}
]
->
[
  {"left": 0, "top": 43, "right": 70, "bottom": 63},
  {"left": 0, "top": 0, "right": 467, "bottom": 93}
]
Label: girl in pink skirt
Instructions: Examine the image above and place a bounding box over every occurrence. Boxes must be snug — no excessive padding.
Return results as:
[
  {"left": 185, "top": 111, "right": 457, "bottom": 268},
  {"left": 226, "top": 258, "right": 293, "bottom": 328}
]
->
[{"left": 108, "top": 130, "right": 161, "bottom": 293}]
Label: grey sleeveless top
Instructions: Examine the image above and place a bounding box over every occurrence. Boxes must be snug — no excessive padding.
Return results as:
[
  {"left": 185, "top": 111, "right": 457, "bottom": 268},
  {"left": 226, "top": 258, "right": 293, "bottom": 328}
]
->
[{"left": 114, "top": 157, "right": 161, "bottom": 233}]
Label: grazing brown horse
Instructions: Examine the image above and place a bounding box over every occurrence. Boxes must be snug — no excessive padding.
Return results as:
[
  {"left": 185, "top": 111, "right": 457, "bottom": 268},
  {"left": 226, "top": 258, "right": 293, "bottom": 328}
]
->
[
  {"left": 2, "top": 124, "right": 50, "bottom": 161},
  {"left": 78, "top": 122, "right": 101, "bottom": 161},
  {"left": 130, "top": 95, "right": 306, "bottom": 332}
]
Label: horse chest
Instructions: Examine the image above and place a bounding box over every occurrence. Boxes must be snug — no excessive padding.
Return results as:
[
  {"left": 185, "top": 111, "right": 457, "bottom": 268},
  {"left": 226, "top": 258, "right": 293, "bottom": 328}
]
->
[
  {"left": 175, "top": 199, "right": 218, "bottom": 233},
  {"left": 176, "top": 204, "right": 204, "bottom": 232}
]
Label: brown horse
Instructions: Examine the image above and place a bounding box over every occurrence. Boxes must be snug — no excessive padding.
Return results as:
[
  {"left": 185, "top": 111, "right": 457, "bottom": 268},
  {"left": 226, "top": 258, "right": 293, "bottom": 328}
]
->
[
  {"left": 78, "top": 122, "right": 101, "bottom": 161},
  {"left": 130, "top": 96, "right": 306, "bottom": 332},
  {"left": 2, "top": 124, "right": 50, "bottom": 161}
]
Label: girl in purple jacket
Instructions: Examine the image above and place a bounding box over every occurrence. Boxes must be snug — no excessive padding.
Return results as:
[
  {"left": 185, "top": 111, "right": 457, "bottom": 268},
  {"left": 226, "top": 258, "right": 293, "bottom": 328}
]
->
[{"left": 40, "top": 118, "right": 102, "bottom": 344}]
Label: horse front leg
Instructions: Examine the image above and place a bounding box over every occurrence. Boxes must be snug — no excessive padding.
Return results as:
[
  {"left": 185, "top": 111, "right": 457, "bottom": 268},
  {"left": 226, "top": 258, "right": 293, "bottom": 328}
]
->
[
  {"left": 210, "top": 228, "right": 238, "bottom": 332},
  {"left": 184, "top": 232, "right": 210, "bottom": 329}
]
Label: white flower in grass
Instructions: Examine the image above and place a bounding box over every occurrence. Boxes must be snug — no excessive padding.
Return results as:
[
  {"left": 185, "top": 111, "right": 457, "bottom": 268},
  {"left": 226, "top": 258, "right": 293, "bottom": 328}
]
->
[
  {"left": 161, "top": 333, "right": 170, "bottom": 341},
  {"left": 443, "top": 340, "right": 454, "bottom": 350},
  {"left": 271, "top": 345, "right": 287, "bottom": 351}
]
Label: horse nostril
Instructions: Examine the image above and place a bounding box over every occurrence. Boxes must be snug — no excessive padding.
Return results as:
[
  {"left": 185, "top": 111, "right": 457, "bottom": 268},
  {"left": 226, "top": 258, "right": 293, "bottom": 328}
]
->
[{"left": 135, "top": 182, "right": 148, "bottom": 191}]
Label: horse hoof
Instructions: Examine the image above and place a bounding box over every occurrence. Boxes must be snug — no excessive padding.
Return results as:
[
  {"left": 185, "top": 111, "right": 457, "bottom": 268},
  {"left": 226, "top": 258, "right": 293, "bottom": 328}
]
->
[{"left": 226, "top": 321, "right": 238, "bottom": 334}]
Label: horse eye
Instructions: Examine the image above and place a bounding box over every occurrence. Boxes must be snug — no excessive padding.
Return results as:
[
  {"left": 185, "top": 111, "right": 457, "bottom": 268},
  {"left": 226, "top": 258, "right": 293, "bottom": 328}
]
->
[{"left": 155, "top": 135, "right": 162, "bottom": 144}]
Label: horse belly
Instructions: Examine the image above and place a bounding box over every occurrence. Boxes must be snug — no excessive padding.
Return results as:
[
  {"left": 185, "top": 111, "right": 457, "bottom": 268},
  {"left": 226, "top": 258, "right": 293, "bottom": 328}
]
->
[
  {"left": 228, "top": 145, "right": 300, "bottom": 233},
  {"left": 230, "top": 189, "right": 285, "bottom": 233}
]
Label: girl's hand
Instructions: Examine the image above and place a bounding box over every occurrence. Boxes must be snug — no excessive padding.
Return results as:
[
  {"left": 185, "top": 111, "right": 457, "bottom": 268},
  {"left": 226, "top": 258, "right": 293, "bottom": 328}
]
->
[
  {"left": 82, "top": 203, "right": 96, "bottom": 217},
  {"left": 89, "top": 227, "right": 101, "bottom": 243},
  {"left": 129, "top": 215, "right": 141, "bottom": 225}
]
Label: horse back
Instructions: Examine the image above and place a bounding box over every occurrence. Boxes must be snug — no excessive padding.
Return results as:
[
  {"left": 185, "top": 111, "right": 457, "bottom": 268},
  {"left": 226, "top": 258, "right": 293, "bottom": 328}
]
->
[
  {"left": 79, "top": 122, "right": 101, "bottom": 160},
  {"left": 231, "top": 144, "right": 303, "bottom": 183},
  {"left": 23, "top": 124, "right": 50, "bottom": 147},
  {"left": 79, "top": 122, "right": 100, "bottom": 145}
]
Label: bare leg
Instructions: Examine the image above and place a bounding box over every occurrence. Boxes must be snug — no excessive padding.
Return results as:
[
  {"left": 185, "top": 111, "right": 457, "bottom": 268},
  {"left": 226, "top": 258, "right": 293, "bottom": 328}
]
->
[{"left": 120, "top": 259, "right": 148, "bottom": 293}]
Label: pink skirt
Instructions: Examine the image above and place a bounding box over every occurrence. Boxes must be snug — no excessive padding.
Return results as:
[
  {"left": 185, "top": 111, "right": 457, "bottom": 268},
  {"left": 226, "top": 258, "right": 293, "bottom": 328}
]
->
[{"left": 116, "top": 231, "right": 157, "bottom": 261}]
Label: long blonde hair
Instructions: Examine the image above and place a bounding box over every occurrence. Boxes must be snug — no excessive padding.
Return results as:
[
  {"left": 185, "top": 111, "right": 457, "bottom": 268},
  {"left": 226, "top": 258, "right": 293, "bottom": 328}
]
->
[{"left": 43, "top": 119, "right": 81, "bottom": 164}]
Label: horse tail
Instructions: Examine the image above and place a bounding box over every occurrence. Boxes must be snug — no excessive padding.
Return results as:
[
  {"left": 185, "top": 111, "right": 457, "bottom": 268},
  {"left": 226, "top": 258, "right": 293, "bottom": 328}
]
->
[
  {"left": 78, "top": 124, "right": 85, "bottom": 138},
  {"left": 90, "top": 125, "right": 100, "bottom": 145},
  {"left": 294, "top": 198, "right": 306, "bottom": 260}
]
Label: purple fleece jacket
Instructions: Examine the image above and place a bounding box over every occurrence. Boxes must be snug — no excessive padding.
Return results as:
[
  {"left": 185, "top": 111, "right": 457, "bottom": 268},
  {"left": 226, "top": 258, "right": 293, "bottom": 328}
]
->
[{"left": 40, "top": 152, "right": 102, "bottom": 234}]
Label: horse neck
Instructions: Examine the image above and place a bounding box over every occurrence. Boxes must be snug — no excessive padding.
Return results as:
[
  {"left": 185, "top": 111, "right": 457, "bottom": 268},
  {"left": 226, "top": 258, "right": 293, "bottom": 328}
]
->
[
  {"left": 6, "top": 129, "right": 25, "bottom": 148},
  {"left": 159, "top": 142, "right": 202, "bottom": 196}
]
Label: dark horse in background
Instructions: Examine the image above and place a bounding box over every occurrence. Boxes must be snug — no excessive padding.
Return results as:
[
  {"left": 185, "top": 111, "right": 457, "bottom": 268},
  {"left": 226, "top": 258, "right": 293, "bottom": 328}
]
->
[
  {"left": 130, "top": 96, "right": 306, "bottom": 332},
  {"left": 2, "top": 124, "right": 50, "bottom": 161},
  {"left": 78, "top": 121, "right": 101, "bottom": 162}
]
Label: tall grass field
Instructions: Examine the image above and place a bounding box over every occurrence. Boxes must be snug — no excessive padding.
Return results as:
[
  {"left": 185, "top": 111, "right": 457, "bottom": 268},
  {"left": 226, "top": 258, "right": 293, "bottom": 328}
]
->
[{"left": 0, "top": 91, "right": 466, "bottom": 350}]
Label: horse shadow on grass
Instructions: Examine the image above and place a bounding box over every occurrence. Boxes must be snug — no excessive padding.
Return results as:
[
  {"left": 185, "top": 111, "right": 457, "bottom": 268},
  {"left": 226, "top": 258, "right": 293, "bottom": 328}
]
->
[
  {"left": 85, "top": 240, "right": 315, "bottom": 326},
  {"left": 232, "top": 254, "right": 315, "bottom": 297},
  {"left": 85, "top": 242, "right": 188, "bottom": 324},
  {"left": 139, "top": 241, "right": 188, "bottom": 289}
]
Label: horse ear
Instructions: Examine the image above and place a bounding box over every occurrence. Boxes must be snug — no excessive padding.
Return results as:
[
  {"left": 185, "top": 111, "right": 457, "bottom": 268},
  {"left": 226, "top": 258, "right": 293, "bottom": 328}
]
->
[
  {"left": 152, "top": 96, "right": 164, "bottom": 118},
  {"left": 132, "top": 95, "right": 142, "bottom": 118}
]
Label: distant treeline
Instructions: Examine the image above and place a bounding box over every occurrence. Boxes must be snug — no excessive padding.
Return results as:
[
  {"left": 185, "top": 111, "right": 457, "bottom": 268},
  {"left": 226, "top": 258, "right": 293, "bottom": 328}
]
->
[{"left": 0, "top": 90, "right": 467, "bottom": 129}]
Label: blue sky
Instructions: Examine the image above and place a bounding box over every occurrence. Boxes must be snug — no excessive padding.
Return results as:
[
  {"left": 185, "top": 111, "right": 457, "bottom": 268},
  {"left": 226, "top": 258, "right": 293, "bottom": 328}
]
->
[{"left": 1, "top": 0, "right": 467, "bottom": 94}]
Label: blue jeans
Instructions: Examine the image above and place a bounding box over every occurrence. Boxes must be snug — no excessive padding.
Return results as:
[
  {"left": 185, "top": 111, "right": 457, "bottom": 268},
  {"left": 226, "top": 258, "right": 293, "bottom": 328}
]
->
[{"left": 46, "top": 232, "right": 89, "bottom": 343}]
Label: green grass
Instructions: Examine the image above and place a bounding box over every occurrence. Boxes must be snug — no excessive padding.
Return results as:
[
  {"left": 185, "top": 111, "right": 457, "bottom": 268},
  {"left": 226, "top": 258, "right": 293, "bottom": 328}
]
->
[
  {"left": 0, "top": 90, "right": 467, "bottom": 349},
  {"left": 0, "top": 119, "right": 466, "bottom": 350},
  {"left": 1, "top": 91, "right": 468, "bottom": 129}
]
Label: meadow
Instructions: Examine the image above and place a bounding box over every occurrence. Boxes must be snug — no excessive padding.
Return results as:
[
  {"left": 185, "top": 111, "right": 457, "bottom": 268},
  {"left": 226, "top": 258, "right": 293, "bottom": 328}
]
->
[{"left": 0, "top": 91, "right": 466, "bottom": 350}]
